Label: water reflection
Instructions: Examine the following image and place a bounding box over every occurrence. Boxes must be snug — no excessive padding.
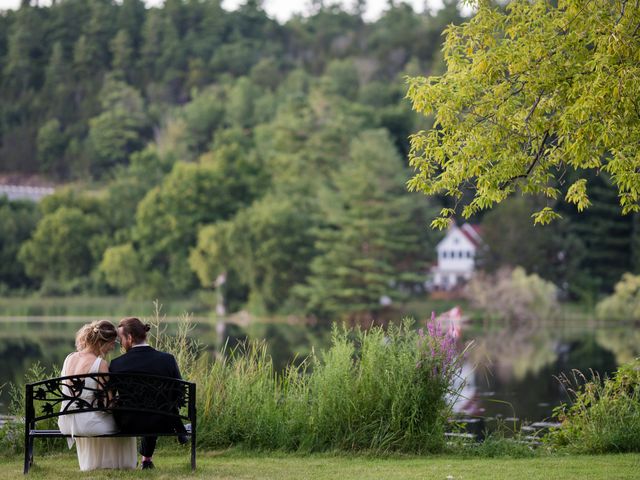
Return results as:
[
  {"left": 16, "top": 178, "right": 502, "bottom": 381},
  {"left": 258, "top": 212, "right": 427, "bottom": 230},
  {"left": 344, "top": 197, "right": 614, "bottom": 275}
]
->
[
  {"left": 453, "top": 323, "right": 619, "bottom": 422},
  {"left": 596, "top": 328, "right": 640, "bottom": 365},
  {"left": 0, "top": 317, "right": 633, "bottom": 422}
]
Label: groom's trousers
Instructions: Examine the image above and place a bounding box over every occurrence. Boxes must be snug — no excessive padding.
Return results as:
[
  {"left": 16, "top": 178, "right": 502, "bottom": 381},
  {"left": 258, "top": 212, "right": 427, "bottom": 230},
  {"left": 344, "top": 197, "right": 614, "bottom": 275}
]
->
[{"left": 140, "top": 436, "right": 157, "bottom": 458}]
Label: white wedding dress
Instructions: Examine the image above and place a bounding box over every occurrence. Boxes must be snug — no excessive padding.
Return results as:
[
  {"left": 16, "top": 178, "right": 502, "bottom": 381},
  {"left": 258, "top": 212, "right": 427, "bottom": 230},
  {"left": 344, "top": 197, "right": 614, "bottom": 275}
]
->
[{"left": 58, "top": 355, "right": 137, "bottom": 471}]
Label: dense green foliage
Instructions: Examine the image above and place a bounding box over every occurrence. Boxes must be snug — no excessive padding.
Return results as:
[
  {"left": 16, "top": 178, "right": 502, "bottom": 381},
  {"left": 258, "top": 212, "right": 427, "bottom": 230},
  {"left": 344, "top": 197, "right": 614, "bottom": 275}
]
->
[
  {"left": 295, "top": 130, "right": 436, "bottom": 322},
  {"left": 0, "top": 0, "right": 458, "bottom": 177},
  {"left": 0, "top": 197, "right": 40, "bottom": 291},
  {"left": 478, "top": 196, "right": 583, "bottom": 290},
  {"left": 0, "top": 0, "right": 462, "bottom": 320},
  {"left": 466, "top": 267, "right": 558, "bottom": 323},
  {"left": 550, "top": 359, "right": 640, "bottom": 453},
  {"left": 2, "top": 0, "right": 639, "bottom": 313},
  {"left": 596, "top": 273, "right": 640, "bottom": 321}
]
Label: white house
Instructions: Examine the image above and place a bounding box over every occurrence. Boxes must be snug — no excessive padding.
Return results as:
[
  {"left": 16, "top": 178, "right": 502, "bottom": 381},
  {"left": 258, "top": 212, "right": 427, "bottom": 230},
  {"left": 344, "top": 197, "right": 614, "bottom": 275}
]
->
[
  {"left": 0, "top": 185, "right": 54, "bottom": 202},
  {"left": 430, "top": 222, "right": 482, "bottom": 291}
]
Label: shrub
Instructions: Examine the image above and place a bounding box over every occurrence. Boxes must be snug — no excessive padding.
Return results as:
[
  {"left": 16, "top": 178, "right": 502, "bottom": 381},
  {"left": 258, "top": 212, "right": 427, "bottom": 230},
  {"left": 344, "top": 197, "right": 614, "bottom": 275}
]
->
[
  {"left": 0, "top": 363, "right": 64, "bottom": 456},
  {"left": 549, "top": 359, "right": 640, "bottom": 453},
  {"left": 596, "top": 273, "right": 640, "bottom": 321},
  {"left": 466, "top": 267, "right": 558, "bottom": 323}
]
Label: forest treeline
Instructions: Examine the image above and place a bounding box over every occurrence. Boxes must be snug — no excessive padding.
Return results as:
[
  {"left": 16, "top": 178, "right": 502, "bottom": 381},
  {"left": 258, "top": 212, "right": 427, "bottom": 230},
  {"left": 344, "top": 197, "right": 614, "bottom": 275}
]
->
[
  {"left": 1, "top": 0, "right": 460, "bottom": 321},
  {"left": 1, "top": 0, "right": 457, "bottom": 177},
  {"left": 0, "top": 0, "right": 638, "bottom": 320}
]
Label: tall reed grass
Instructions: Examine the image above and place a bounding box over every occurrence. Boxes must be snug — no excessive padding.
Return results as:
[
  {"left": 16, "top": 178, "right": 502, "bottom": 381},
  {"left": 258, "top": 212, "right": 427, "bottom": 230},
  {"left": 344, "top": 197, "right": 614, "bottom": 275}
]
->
[
  {"left": 549, "top": 360, "right": 640, "bottom": 453},
  {"left": 167, "top": 316, "right": 465, "bottom": 453}
]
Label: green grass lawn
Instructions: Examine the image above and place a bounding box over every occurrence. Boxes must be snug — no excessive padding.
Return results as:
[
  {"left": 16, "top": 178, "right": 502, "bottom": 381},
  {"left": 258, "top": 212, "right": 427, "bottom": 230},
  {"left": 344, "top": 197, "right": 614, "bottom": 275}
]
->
[{"left": 3, "top": 449, "right": 639, "bottom": 480}]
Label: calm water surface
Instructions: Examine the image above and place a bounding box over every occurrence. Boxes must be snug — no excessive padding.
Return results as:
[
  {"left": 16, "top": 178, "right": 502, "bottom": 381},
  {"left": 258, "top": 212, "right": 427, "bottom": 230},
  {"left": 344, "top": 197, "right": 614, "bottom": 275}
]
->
[{"left": 1, "top": 316, "right": 637, "bottom": 426}]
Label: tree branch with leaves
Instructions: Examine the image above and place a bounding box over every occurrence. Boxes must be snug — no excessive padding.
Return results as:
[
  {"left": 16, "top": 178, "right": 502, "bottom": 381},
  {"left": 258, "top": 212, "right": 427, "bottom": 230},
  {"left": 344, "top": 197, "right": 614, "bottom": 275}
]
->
[{"left": 406, "top": 0, "right": 640, "bottom": 228}]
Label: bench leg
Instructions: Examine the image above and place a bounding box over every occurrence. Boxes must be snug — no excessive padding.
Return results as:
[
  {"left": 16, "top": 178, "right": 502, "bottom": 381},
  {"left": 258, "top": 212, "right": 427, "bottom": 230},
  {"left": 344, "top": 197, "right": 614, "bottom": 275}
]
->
[
  {"left": 191, "top": 431, "right": 196, "bottom": 471},
  {"left": 23, "top": 436, "right": 33, "bottom": 474}
]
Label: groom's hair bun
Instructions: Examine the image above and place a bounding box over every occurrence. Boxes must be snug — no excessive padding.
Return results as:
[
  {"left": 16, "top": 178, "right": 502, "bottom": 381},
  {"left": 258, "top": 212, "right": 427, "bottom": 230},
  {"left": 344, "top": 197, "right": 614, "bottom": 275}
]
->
[
  {"left": 76, "top": 320, "right": 117, "bottom": 353},
  {"left": 118, "top": 317, "right": 150, "bottom": 343}
]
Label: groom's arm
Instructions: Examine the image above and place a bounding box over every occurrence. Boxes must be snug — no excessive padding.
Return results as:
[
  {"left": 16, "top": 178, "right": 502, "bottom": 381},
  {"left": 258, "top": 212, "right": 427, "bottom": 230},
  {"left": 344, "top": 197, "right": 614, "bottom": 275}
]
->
[
  {"left": 165, "top": 354, "right": 187, "bottom": 435},
  {"left": 168, "top": 354, "right": 182, "bottom": 380}
]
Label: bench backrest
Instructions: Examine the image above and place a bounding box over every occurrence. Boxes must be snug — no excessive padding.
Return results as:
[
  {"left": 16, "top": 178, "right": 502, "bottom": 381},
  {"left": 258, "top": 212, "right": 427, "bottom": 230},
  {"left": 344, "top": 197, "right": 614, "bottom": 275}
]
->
[{"left": 25, "top": 373, "right": 196, "bottom": 426}]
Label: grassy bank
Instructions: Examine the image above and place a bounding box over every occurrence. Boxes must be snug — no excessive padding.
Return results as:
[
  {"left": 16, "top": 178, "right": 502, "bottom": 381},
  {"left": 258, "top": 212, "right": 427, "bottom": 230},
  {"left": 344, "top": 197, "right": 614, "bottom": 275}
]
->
[
  {"left": 0, "top": 293, "right": 599, "bottom": 324},
  {"left": 0, "top": 296, "right": 212, "bottom": 317},
  {"left": 4, "top": 450, "right": 640, "bottom": 479}
]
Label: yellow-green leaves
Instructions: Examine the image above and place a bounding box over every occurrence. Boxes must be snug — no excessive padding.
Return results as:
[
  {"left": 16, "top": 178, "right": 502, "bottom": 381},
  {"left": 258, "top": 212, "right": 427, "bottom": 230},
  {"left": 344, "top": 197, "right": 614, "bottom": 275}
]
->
[
  {"left": 407, "top": 0, "right": 640, "bottom": 227},
  {"left": 531, "top": 207, "right": 561, "bottom": 226},
  {"left": 565, "top": 179, "right": 591, "bottom": 212}
]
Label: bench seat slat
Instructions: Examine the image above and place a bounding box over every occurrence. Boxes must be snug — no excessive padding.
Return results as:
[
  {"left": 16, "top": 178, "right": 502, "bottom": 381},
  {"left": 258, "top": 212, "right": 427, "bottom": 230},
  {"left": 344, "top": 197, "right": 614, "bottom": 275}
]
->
[{"left": 30, "top": 424, "right": 192, "bottom": 437}]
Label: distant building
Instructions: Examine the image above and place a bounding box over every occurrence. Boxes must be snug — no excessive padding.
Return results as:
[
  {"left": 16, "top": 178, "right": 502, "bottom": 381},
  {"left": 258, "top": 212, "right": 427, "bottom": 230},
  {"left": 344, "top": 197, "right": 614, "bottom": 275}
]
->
[
  {"left": 430, "top": 222, "right": 482, "bottom": 291},
  {"left": 0, "top": 185, "right": 55, "bottom": 202}
]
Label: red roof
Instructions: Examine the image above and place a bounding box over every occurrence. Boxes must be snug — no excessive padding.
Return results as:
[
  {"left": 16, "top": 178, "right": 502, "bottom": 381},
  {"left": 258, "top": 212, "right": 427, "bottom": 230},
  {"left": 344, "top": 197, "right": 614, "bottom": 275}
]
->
[{"left": 459, "top": 223, "right": 482, "bottom": 247}]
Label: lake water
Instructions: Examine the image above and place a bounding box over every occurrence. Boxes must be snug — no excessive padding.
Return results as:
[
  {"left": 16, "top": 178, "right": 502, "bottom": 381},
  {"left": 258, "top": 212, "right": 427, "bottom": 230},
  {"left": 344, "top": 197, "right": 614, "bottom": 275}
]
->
[{"left": 1, "top": 315, "right": 637, "bottom": 429}]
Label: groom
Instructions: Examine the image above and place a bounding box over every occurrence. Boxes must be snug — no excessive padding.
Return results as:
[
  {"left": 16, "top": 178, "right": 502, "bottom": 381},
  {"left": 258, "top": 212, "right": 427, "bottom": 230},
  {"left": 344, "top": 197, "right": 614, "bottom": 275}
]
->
[{"left": 109, "top": 317, "right": 187, "bottom": 470}]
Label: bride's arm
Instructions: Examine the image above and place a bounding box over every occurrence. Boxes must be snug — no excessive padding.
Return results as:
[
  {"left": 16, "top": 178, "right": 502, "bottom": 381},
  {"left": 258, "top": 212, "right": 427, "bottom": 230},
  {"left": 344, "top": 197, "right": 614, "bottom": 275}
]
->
[
  {"left": 97, "top": 359, "right": 109, "bottom": 375},
  {"left": 96, "top": 359, "right": 114, "bottom": 404}
]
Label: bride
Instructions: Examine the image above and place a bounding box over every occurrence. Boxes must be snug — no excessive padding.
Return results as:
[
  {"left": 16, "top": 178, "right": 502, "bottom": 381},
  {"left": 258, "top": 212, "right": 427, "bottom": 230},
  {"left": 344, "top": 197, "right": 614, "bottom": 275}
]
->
[{"left": 58, "top": 320, "right": 137, "bottom": 471}]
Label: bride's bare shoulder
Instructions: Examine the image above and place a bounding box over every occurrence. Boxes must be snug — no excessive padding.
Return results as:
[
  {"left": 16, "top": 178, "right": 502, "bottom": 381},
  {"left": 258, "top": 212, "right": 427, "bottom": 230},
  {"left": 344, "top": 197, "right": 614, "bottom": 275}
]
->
[{"left": 64, "top": 352, "right": 98, "bottom": 375}]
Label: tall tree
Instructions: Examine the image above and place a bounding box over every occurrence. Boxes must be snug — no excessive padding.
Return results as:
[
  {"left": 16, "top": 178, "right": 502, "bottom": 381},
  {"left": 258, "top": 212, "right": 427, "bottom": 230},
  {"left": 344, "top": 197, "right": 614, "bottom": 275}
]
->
[
  {"left": 321, "top": 59, "right": 360, "bottom": 99},
  {"left": 110, "top": 29, "right": 134, "bottom": 81},
  {"left": 139, "top": 9, "right": 163, "bottom": 82},
  {"left": 87, "top": 75, "right": 149, "bottom": 177},
  {"left": 0, "top": 197, "right": 40, "bottom": 289},
  {"left": 43, "top": 41, "right": 72, "bottom": 120},
  {"left": 18, "top": 206, "right": 102, "bottom": 283},
  {"left": 298, "top": 129, "right": 435, "bottom": 323},
  {"left": 46, "top": 0, "right": 92, "bottom": 55},
  {"left": 113, "top": 141, "right": 264, "bottom": 296},
  {"left": 567, "top": 173, "right": 634, "bottom": 294},
  {"left": 479, "top": 195, "right": 585, "bottom": 295},
  {"left": 83, "top": 0, "right": 116, "bottom": 71},
  {"left": 225, "top": 76, "right": 258, "bottom": 128},
  {"left": 116, "top": 0, "right": 146, "bottom": 51},
  {"left": 158, "top": 14, "right": 186, "bottom": 100},
  {"left": 2, "top": 5, "right": 44, "bottom": 94},
  {"left": 190, "top": 192, "right": 319, "bottom": 313},
  {"left": 72, "top": 34, "right": 92, "bottom": 78},
  {"left": 36, "top": 118, "right": 68, "bottom": 176}
]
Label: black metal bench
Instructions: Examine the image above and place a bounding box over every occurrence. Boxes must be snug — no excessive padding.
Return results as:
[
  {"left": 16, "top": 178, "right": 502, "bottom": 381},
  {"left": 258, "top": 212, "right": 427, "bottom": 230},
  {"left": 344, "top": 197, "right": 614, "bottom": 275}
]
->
[{"left": 24, "top": 373, "right": 196, "bottom": 474}]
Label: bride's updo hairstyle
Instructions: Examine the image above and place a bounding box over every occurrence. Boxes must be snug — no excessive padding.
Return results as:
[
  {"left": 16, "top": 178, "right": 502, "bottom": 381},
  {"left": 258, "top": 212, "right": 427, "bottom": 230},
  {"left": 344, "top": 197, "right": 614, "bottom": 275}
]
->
[
  {"left": 75, "top": 320, "right": 118, "bottom": 354},
  {"left": 118, "top": 317, "right": 151, "bottom": 344}
]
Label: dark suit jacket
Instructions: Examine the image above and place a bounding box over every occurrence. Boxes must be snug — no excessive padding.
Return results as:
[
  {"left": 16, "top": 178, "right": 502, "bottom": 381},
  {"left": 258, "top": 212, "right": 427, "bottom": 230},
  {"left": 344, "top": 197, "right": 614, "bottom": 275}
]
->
[{"left": 109, "top": 346, "right": 186, "bottom": 434}]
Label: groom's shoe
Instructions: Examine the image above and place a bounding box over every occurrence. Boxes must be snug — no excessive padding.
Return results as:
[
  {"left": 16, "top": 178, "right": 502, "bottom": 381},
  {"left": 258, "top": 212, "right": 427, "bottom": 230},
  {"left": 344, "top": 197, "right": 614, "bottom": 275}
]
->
[{"left": 141, "top": 460, "right": 155, "bottom": 470}]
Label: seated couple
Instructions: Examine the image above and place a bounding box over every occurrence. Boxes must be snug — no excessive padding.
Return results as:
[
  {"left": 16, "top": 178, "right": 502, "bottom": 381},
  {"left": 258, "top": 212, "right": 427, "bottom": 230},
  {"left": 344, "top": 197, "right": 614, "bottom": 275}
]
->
[{"left": 58, "top": 317, "right": 186, "bottom": 471}]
